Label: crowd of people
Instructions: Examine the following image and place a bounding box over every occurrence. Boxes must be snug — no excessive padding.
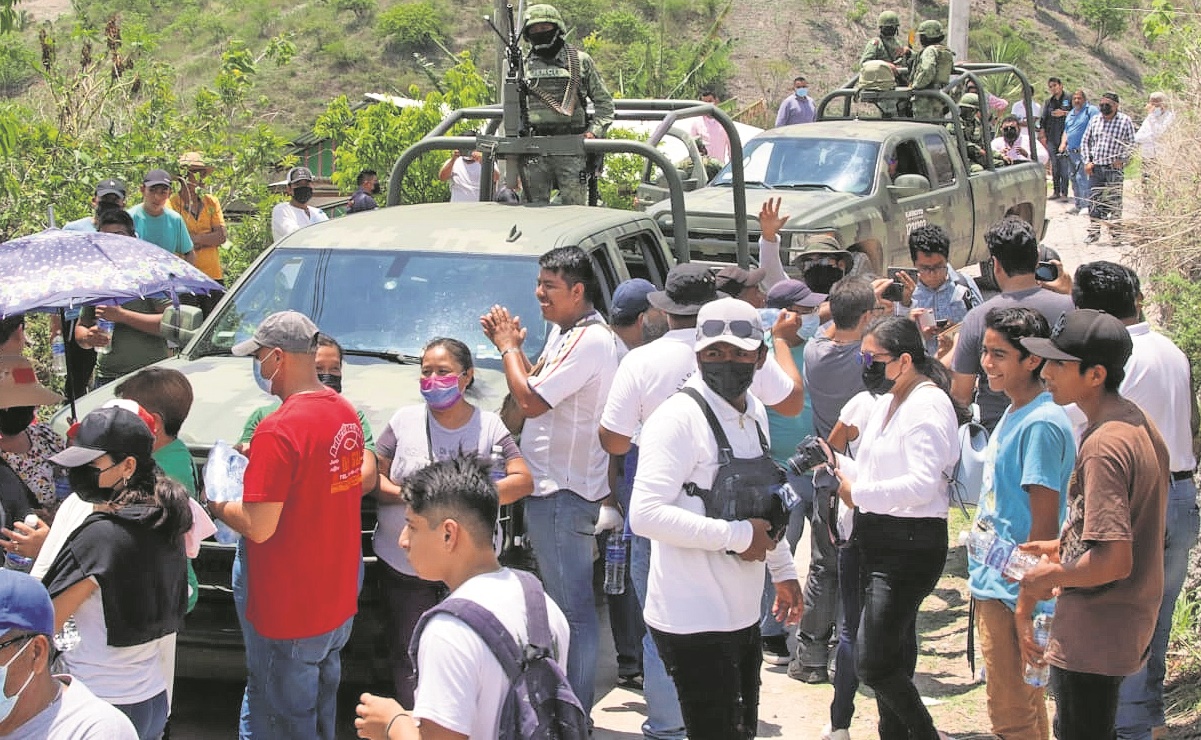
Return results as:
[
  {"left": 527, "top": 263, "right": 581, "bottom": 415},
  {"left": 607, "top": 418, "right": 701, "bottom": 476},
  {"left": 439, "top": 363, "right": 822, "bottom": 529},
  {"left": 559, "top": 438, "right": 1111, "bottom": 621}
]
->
[{"left": 2, "top": 197, "right": 1193, "bottom": 740}]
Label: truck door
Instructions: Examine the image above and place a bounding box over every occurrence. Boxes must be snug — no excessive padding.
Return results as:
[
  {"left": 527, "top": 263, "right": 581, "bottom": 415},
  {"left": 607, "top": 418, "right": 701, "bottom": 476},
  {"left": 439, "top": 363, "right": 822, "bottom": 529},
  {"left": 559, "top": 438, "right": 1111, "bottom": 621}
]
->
[
  {"left": 884, "top": 138, "right": 950, "bottom": 262},
  {"left": 922, "top": 132, "right": 974, "bottom": 268}
]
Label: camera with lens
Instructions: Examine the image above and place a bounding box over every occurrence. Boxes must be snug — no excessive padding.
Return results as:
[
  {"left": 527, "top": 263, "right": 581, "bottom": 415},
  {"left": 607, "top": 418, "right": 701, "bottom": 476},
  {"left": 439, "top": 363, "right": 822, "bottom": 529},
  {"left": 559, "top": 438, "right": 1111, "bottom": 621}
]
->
[{"left": 787, "top": 434, "right": 832, "bottom": 475}]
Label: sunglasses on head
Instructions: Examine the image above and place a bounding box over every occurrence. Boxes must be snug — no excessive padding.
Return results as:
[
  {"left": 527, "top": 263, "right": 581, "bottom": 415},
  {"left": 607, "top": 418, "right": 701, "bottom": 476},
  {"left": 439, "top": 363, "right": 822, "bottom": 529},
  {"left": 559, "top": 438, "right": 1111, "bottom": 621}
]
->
[{"left": 700, "top": 319, "right": 758, "bottom": 340}]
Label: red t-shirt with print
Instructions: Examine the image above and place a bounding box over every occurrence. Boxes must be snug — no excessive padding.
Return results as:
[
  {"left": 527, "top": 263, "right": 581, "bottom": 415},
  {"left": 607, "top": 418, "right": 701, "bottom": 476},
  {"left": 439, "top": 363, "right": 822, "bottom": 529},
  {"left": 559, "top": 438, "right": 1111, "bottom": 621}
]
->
[{"left": 243, "top": 387, "right": 364, "bottom": 639}]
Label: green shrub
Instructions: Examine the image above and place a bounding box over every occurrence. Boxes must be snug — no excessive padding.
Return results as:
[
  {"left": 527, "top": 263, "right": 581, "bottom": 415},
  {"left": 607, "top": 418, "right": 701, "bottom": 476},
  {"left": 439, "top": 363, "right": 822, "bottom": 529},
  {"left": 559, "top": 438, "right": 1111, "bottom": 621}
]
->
[
  {"left": 335, "top": 0, "right": 376, "bottom": 19},
  {"left": 377, "top": 1, "right": 445, "bottom": 52},
  {"left": 0, "top": 38, "right": 36, "bottom": 98}
]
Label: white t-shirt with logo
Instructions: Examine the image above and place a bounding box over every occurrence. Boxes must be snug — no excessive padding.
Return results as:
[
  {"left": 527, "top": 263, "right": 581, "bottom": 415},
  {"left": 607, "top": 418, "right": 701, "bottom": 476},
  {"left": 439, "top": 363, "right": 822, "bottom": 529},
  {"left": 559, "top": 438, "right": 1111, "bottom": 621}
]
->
[{"left": 412, "top": 568, "right": 570, "bottom": 738}]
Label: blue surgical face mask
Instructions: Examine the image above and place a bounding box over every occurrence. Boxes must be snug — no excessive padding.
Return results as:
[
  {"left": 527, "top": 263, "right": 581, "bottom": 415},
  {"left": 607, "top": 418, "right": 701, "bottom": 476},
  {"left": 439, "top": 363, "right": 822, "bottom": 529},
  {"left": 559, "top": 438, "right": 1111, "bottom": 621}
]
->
[
  {"left": 253, "top": 353, "right": 279, "bottom": 396},
  {"left": 800, "top": 312, "right": 821, "bottom": 340},
  {"left": 0, "top": 638, "right": 35, "bottom": 725},
  {"left": 796, "top": 87, "right": 809, "bottom": 98}
]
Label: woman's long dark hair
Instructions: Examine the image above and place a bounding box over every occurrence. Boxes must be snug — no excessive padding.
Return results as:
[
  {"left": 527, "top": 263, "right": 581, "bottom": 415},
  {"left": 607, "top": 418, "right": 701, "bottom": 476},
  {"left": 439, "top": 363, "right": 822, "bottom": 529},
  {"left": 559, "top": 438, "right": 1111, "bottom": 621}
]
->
[
  {"left": 111, "top": 451, "right": 194, "bottom": 539},
  {"left": 866, "top": 316, "right": 972, "bottom": 425}
]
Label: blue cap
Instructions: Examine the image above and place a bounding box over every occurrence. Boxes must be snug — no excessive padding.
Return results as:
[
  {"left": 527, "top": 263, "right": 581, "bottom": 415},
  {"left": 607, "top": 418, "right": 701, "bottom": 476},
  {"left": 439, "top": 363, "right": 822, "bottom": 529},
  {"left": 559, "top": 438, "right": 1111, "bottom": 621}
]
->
[
  {"left": 610, "top": 278, "right": 657, "bottom": 326},
  {"left": 0, "top": 570, "right": 55, "bottom": 636}
]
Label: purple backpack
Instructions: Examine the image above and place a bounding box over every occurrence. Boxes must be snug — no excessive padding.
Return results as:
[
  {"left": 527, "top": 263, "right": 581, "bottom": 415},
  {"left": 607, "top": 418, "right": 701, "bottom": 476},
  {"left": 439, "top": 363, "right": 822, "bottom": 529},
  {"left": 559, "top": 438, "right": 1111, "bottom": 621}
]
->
[{"left": 409, "top": 569, "right": 589, "bottom": 740}]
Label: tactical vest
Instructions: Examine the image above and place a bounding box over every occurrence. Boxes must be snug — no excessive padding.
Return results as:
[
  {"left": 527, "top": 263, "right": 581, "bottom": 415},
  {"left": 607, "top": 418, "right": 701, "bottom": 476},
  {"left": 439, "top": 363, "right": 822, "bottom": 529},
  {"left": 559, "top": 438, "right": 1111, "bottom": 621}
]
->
[
  {"left": 929, "top": 45, "right": 955, "bottom": 88},
  {"left": 863, "top": 36, "right": 903, "bottom": 64},
  {"left": 859, "top": 60, "right": 897, "bottom": 91},
  {"left": 525, "top": 48, "right": 588, "bottom": 134}
]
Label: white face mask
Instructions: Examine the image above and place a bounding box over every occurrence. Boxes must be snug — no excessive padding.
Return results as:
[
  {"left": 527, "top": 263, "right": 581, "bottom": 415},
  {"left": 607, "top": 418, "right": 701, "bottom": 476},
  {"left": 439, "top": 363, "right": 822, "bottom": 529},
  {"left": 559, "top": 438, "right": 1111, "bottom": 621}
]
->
[{"left": 0, "top": 638, "right": 35, "bottom": 725}]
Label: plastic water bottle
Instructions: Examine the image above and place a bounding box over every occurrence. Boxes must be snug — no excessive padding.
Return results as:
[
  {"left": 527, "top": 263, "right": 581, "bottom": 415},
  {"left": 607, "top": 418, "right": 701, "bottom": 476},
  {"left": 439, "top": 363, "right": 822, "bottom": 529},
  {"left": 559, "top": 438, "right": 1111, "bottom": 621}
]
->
[
  {"left": 50, "top": 334, "right": 67, "bottom": 377},
  {"left": 1024, "top": 610, "right": 1054, "bottom": 688},
  {"left": 54, "top": 616, "right": 80, "bottom": 652},
  {"left": 489, "top": 445, "right": 506, "bottom": 483},
  {"left": 966, "top": 521, "right": 997, "bottom": 563},
  {"left": 94, "top": 319, "right": 115, "bottom": 356},
  {"left": 603, "top": 536, "right": 628, "bottom": 595},
  {"left": 1003, "top": 549, "right": 1041, "bottom": 580},
  {"left": 3, "top": 515, "right": 38, "bottom": 573}
]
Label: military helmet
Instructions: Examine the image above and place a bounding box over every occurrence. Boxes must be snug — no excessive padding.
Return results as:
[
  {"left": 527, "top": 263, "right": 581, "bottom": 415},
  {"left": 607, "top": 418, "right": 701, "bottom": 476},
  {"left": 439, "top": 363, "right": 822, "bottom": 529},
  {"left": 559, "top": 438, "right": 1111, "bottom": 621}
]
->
[
  {"left": 918, "top": 19, "right": 944, "bottom": 38},
  {"left": 878, "top": 10, "right": 900, "bottom": 27},
  {"left": 958, "top": 92, "right": 980, "bottom": 109},
  {"left": 522, "top": 4, "right": 565, "bottom": 36}
]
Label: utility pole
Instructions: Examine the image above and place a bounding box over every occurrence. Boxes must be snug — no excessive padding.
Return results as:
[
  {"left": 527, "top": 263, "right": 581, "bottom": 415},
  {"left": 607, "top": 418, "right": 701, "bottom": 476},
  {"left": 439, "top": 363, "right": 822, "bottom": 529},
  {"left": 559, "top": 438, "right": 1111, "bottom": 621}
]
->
[{"left": 948, "top": 0, "right": 970, "bottom": 59}]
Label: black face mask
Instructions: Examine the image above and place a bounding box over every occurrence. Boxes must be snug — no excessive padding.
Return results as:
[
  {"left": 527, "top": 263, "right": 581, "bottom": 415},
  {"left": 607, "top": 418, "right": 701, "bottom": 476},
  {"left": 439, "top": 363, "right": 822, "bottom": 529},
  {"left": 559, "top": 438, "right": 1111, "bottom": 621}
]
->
[
  {"left": 1003, "top": 128, "right": 1019, "bottom": 143},
  {"left": 529, "top": 30, "right": 564, "bottom": 58},
  {"left": 371, "top": 182, "right": 381, "bottom": 195},
  {"left": 880, "top": 26, "right": 898, "bottom": 37},
  {"left": 801, "top": 264, "right": 845, "bottom": 295},
  {"left": 317, "top": 373, "right": 343, "bottom": 394},
  {"left": 699, "top": 361, "right": 757, "bottom": 404},
  {"left": 1099, "top": 103, "right": 1114, "bottom": 116},
  {"left": 0, "top": 406, "right": 35, "bottom": 437},
  {"left": 861, "top": 361, "right": 896, "bottom": 395},
  {"left": 292, "top": 186, "right": 314, "bottom": 204},
  {"left": 68, "top": 464, "right": 117, "bottom": 505}
]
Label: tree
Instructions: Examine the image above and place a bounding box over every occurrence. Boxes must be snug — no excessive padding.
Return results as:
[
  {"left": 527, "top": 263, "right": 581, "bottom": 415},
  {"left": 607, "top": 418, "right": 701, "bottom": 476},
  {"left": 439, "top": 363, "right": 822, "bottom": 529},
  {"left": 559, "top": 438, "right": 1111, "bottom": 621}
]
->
[{"left": 1077, "top": 0, "right": 1129, "bottom": 47}]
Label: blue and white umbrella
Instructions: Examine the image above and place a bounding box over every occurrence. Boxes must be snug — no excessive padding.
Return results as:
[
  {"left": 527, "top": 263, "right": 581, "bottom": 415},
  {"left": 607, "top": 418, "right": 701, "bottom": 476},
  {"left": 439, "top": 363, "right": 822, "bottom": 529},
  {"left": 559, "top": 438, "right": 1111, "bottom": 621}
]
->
[{"left": 0, "top": 228, "right": 223, "bottom": 318}]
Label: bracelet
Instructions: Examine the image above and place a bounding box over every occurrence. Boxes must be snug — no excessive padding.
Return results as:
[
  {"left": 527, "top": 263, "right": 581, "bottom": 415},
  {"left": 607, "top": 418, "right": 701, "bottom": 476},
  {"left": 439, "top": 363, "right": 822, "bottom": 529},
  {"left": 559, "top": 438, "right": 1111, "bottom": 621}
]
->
[
  {"left": 385, "top": 712, "right": 407, "bottom": 737},
  {"left": 500, "top": 347, "right": 522, "bottom": 358}
]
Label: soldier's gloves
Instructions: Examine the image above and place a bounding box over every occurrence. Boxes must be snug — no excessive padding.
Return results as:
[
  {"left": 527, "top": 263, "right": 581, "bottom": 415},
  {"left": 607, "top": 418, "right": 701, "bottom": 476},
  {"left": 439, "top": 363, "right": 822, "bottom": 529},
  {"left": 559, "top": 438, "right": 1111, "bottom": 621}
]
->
[{"left": 594, "top": 504, "right": 625, "bottom": 535}]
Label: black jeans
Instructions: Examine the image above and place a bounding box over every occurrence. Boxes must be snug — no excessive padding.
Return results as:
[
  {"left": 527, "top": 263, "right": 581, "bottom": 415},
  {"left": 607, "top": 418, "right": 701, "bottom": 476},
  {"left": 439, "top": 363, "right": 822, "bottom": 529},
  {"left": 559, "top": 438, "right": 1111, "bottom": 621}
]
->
[
  {"left": 831, "top": 544, "right": 862, "bottom": 730},
  {"left": 650, "top": 624, "right": 761, "bottom": 740},
  {"left": 854, "top": 512, "right": 947, "bottom": 740},
  {"left": 798, "top": 481, "right": 839, "bottom": 668},
  {"left": 1050, "top": 665, "right": 1122, "bottom": 740}
]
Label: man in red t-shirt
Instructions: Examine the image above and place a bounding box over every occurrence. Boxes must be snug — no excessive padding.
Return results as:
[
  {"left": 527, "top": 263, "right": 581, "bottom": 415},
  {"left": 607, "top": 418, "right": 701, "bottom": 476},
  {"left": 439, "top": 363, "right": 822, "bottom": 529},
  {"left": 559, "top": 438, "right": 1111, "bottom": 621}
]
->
[{"left": 209, "top": 310, "right": 364, "bottom": 740}]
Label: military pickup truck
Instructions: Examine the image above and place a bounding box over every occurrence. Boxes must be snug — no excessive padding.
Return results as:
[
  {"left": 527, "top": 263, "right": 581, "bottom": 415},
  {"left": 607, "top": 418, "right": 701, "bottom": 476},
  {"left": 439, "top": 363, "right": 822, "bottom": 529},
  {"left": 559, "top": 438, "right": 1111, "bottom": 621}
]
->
[{"left": 644, "top": 64, "right": 1048, "bottom": 278}]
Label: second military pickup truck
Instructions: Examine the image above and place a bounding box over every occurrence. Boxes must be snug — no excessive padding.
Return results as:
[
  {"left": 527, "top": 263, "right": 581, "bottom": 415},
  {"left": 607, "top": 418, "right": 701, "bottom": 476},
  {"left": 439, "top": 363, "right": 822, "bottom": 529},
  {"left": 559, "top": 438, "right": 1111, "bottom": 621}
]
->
[{"left": 645, "top": 64, "right": 1048, "bottom": 277}]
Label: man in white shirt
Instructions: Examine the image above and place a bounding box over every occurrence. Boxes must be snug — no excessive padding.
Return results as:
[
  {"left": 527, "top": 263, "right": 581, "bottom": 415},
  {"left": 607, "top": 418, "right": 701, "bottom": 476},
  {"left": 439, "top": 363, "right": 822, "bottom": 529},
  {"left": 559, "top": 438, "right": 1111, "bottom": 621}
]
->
[
  {"left": 481, "top": 245, "right": 620, "bottom": 714},
  {"left": 0, "top": 570, "right": 137, "bottom": 740},
  {"left": 599, "top": 264, "right": 803, "bottom": 740},
  {"left": 630, "top": 297, "right": 803, "bottom": 740},
  {"left": 438, "top": 148, "right": 498, "bottom": 203},
  {"left": 1071, "top": 261, "right": 1199, "bottom": 740},
  {"left": 353, "top": 454, "right": 572, "bottom": 739},
  {"left": 271, "top": 167, "right": 329, "bottom": 242}
]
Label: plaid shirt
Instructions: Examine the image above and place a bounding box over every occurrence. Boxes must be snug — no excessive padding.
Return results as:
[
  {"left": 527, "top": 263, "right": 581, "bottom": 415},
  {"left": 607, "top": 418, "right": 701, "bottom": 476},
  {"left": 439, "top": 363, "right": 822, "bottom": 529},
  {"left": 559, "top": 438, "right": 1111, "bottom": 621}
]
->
[{"left": 1081, "top": 111, "right": 1135, "bottom": 166}]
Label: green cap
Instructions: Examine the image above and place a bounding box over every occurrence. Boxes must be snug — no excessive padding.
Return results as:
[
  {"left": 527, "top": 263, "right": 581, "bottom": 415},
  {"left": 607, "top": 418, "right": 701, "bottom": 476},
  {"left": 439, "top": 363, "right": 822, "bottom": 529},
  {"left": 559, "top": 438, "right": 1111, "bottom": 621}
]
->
[
  {"left": 878, "top": 10, "right": 900, "bottom": 26},
  {"left": 918, "top": 19, "right": 944, "bottom": 37}
]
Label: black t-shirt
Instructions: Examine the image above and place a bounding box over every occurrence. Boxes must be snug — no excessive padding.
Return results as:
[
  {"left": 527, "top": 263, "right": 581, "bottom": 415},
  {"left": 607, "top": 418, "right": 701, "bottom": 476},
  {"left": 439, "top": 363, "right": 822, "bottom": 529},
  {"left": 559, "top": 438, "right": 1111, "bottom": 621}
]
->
[
  {"left": 0, "top": 463, "right": 35, "bottom": 530},
  {"left": 43, "top": 506, "right": 187, "bottom": 647}
]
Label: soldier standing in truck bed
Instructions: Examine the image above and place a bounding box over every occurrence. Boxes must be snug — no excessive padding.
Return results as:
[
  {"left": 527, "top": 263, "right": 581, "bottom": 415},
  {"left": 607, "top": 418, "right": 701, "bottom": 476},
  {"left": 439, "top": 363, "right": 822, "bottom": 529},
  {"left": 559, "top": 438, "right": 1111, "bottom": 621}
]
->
[
  {"left": 859, "top": 10, "right": 912, "bottom": 83},
  {"left": 522, "top": 3, "right": 614, "bottom": 205},
  {"left": 909, "top": 20, "right": 955, "bottom": 120}
]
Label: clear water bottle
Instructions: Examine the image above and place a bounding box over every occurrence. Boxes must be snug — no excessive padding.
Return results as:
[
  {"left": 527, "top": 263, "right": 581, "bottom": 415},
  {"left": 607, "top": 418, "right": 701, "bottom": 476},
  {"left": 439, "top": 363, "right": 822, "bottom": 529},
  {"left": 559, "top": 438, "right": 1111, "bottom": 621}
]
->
[
  {"left": 3, "top": 514, "right": 38, "bottom": 573},
  {"left": 966, "top": 520, "right": 997, "bottom": 563},
  {"left": 51, "top": 334, "right": 67, "bottom": 377},
  {"left": 54, "top": 616, "right": 81, "bottom": 652},
  {"left": 1003, "top": 549, "right": 1041, "bottom": 580},
  {"left": 489, "top": 444, "right": 506, "bottom": 483},
  {"left": 603, "top": 536, "right": 628, "bottom": 595},
  {"left": 1024, "top": 609, "right": 1054, "bottom": 688},
  {"left": 94, "top": 319, "right": 115, "bottom": 356}
]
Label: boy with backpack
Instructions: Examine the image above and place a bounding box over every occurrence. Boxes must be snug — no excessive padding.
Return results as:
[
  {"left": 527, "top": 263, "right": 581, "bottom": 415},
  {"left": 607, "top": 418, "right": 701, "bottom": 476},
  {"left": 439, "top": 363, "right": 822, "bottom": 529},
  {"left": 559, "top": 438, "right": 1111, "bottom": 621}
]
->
[{"left": 355, "top": 453, "right": 584, "bottom": 740}]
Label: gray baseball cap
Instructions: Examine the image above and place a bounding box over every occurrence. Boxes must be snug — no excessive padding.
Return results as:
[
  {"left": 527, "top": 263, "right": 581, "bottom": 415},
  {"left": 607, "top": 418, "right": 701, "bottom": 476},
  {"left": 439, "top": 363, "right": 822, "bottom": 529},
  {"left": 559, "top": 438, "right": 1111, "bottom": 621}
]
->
[
  {"left": 287, "top": 166, "right": 315, "bottom": 185},
  {"left": 231, "top": 311, "right": 320, "bottom": 356}
]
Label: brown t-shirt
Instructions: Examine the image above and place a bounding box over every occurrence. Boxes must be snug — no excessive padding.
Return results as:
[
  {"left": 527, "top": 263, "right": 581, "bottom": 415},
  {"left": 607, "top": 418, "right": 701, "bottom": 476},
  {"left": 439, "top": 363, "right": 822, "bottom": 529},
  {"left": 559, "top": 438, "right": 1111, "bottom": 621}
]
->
[{"left": 1044, "top": 397, "right": 1169, "bottom": 676}]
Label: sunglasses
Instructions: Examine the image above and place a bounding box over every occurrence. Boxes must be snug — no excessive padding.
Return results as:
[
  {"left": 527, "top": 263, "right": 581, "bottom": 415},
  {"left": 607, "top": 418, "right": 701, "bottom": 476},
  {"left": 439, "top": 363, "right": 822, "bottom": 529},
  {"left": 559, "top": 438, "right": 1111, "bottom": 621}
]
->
[
  {"left": 857, "top": 350, "right": 895, "bottom": 366},
  {"left": 700, "top": 319, "right": 758, "bottom": 340}
]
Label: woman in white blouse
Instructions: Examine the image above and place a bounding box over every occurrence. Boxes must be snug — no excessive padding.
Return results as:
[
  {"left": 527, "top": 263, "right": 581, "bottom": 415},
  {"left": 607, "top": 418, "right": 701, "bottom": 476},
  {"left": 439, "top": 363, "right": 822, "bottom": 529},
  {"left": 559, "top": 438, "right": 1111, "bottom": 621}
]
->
[{"left": 831, "top": 316, "right": 966, "bottom": 740}]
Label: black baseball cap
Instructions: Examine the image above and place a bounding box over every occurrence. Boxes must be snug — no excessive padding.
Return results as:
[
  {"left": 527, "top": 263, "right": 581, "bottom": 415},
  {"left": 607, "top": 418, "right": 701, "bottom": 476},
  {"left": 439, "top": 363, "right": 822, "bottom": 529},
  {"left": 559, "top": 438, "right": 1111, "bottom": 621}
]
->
[
  {"left": 50, "top": 406, "right": 154, "bottom": 468},
  {"left": 648, "top": 264, "right": 719, "bottom": 315},
  {"left": 1020, "top": 309, "right": 1132, "bottom": 365},
  {"left": 95, "top": 178, "right": 127, "bottom": 199},
  {"left": 143, "top": 169, "right": 173, "bottom": 187},
  {"left": 714, "top": 265, "right": 768, "bottom": 297}
]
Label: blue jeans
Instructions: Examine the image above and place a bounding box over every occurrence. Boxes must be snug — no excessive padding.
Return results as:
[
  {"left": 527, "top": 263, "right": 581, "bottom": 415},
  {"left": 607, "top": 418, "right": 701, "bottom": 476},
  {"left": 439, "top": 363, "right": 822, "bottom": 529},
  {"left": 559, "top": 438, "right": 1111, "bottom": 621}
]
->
[
  {"left": 831, "top": 544, "right": 862, "bottom": 731},
  {"left": 115, "top": 690, "right": 169, "bottom": 740},
  {"left": 631, "top": 533, "right": 688, "bottom": 739},
  {"left": 233, "top": 539, "right": 254, "bottom": 738},
  {"left": 761, "top": 471, "right": 813, "bottom": 638},
  {"left": 1067, "top": 150, "right": 1090, "bottom": 210},
  {"left": 524, "top": 490, "right": 601, "bottom": 711},
  {"left": 1116, "top": 477, "right": 1200, "bottom": 739}
]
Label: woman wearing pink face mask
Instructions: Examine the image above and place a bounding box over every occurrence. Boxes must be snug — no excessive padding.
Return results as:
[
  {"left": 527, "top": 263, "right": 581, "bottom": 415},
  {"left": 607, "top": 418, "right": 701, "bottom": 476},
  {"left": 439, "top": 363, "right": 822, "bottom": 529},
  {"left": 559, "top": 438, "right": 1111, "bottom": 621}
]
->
[{"left": 371, "top": 337, "right": 533, "bottom": 708}]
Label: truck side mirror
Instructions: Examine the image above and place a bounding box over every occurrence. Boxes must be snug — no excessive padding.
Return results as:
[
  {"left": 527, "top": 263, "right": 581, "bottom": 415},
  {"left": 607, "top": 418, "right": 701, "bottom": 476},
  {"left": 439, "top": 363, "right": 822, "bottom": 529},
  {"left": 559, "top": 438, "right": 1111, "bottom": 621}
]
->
[
  {"left": 887, "top": 173, "right": 931, "bottom": 199},
  {"left": 160, "top": 305, "right": 205, "bottom": 347}
]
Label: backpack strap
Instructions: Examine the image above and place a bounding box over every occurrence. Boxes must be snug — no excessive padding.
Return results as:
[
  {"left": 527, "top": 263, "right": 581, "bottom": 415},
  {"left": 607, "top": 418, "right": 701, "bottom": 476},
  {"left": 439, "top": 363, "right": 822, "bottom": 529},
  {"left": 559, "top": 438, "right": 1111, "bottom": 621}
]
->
[
  {"left": 515, "top": 569, "right": 554, "bottom": 656},
  {"left": 679, "top": 387, "right": 770, "bottom": 460},
  {"left": 410, "top": 595, "right": 524, "bottom": 684}
]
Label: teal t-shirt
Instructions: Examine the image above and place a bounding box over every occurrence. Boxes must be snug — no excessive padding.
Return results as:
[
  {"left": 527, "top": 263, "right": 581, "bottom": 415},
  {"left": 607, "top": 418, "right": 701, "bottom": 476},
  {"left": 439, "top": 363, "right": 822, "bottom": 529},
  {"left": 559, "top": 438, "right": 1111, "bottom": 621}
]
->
[
  {"left": 765, "top": 337, "right": 814, "bottom": 465},
  {"left": 968, "top": 391, "right": 1076, "bottom": 608},
  {"left": 128, "top": 204, "right": 194, "bottom": 256},
  {"left": 240, "top": 401, "right": 375, "bottom": 452}
]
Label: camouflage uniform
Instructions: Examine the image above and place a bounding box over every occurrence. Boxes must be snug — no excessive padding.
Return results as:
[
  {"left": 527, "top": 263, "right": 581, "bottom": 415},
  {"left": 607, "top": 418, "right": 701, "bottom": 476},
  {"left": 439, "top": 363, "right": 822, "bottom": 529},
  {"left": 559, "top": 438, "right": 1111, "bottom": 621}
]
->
[
  {"left": 521, "top": 4, "right": 614, "bottom": 205},
  {"left": 953, "top": 93, "right": 989, "bottom": 170},
  {"left": 909, "top": 20, "right": 955, "bottom": 120},
  {"left": 859, "top": 10, "right": 911, "bottom": 75}
]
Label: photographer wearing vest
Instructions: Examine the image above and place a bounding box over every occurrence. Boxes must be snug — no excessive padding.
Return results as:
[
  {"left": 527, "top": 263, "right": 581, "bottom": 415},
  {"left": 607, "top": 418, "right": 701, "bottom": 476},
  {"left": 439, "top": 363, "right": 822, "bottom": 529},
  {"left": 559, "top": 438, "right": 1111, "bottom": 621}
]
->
[
  {"left": 629, "top": 297, "right": 803, "bottom": 739},
  {"left": 520, "top": 4, "right": 614, "bottom": 205}
]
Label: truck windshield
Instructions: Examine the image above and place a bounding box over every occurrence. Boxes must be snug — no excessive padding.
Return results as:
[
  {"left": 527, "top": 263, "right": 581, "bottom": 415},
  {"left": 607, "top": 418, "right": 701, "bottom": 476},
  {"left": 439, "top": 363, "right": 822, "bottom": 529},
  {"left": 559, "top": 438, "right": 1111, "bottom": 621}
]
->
[
  {"left": 192, "top": 248, "right": 549, "bottom": 364},
  {"left": 712, "top": 137, "right": 881, "bottom": 195}
]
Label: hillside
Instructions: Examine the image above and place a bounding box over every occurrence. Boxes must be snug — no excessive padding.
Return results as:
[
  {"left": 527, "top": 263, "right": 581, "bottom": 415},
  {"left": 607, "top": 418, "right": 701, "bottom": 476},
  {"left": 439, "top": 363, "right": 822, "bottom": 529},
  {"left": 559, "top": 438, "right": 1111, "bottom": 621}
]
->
[{"left": 11, "top": 0, "right": 1156, "bottom": 137}]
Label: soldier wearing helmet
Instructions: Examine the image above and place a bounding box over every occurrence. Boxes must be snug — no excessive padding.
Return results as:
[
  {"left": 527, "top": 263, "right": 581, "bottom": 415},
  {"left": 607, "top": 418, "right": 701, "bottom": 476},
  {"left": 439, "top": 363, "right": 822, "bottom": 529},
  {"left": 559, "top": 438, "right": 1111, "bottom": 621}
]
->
[
  {"left": 954, "top": 92, "right": 990, "bottom": 169},
  {"left": 909, "top": 19, "right": 955, "bottom": 120},
  {"left": 520, "top": 3, "right": 614, "bottom": 205},
  {"left": 859, "top": 10, "right": 912, "bottom": 80}
]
